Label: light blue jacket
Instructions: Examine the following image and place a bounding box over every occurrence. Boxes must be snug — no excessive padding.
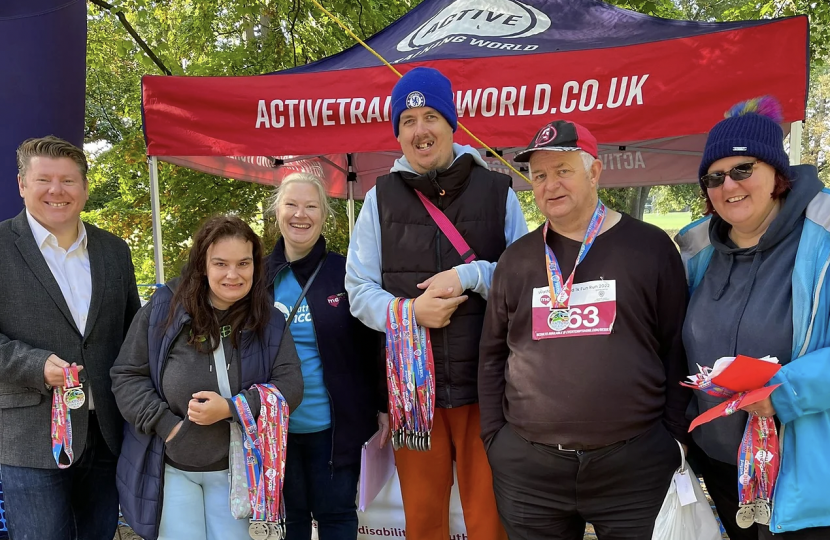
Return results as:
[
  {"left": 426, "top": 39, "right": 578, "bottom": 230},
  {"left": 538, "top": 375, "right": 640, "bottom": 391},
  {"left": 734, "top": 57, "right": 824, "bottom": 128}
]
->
[{"left": 676, "top": 181, "right": 830, "bottom": 533}]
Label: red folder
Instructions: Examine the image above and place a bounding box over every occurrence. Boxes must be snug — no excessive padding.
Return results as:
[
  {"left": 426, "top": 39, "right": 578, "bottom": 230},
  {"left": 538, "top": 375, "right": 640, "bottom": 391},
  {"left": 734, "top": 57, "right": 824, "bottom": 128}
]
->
[
  {"left": 711, "top": 355, "right": 781, "bottom": 392},
  {"left": 688, "top": 355, "right": 782, "bottom": 432}
]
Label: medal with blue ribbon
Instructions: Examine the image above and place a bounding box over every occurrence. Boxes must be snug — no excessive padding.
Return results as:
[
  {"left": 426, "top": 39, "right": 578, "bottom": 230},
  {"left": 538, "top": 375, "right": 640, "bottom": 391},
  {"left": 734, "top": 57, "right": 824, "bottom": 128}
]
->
[{"left": 543, "top": 200, "right": 606, "bottom": 331}]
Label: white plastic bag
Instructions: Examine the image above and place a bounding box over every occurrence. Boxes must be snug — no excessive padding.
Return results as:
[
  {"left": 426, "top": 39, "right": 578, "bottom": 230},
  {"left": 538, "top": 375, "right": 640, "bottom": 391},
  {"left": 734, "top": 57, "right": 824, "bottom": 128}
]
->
[{"left": 652, "top": 442, "right": 721, "bottom": 540}]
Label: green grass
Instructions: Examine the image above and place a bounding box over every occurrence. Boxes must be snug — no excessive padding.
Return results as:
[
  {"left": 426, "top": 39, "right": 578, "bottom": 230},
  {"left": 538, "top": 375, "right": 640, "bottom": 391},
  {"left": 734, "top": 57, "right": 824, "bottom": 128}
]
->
[{"left": 643, "top": 211, "right": 693, "bottom": 232}]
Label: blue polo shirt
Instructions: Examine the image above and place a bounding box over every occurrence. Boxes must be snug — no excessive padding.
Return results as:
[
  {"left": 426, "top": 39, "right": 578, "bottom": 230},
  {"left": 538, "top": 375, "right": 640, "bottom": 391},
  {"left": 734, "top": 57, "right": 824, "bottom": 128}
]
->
[{"left": 273, "top": 268, "right": 331, "bottom": 433}]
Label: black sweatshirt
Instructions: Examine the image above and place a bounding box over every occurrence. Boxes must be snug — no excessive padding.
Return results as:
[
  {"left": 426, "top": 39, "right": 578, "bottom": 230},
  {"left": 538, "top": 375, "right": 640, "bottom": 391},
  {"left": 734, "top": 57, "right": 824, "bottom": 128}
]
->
[{"left": 479, "top": 214, "right": 692, "bottom": 447}]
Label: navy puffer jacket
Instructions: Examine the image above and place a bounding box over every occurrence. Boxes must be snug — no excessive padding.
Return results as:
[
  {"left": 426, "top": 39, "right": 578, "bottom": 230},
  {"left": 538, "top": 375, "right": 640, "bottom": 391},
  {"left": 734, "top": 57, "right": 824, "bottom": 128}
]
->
[{"left": 115, "top": 284, "right": 287, "bottom": 540}]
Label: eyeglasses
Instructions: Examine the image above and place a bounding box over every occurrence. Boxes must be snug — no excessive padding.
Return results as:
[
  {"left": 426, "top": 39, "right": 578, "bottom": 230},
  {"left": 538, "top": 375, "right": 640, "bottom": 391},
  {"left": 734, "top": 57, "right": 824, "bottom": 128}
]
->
[{"left": 700, "top": 161, "right": 760, "bottom": 189}]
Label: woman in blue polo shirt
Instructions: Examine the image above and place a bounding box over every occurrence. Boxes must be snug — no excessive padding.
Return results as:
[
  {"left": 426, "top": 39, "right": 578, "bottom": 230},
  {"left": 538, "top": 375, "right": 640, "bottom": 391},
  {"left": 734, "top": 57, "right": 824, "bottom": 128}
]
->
[{"left": 266, "top": 172, "right": 387, "bottom": 540}]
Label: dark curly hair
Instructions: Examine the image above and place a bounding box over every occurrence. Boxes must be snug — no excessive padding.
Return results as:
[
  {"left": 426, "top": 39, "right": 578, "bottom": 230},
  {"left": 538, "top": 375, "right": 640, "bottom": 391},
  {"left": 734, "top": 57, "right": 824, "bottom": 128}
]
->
[{"left": 165, "top": 215, "right": 270, "bottom": 351}]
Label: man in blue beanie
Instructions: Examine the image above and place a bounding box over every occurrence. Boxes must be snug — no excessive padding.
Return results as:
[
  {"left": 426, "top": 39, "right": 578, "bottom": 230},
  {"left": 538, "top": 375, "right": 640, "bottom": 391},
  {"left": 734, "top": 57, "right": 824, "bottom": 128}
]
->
[{"left": 345, "top": 66, "right": 527, "bottom": 540}]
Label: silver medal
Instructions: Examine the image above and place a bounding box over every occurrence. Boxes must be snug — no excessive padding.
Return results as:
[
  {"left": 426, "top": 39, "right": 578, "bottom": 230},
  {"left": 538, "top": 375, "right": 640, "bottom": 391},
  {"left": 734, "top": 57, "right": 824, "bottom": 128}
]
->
[
  {"left": 267, "top": 522, "right": 283, "bottom": 539},
  {"left": 736, "top": 505, "right": 756, "bottom": 529},
  {"left": 63, "top": 387, "right": 85, "bottom": 410},
  {"left": 754, "top": 500, "right": 771, "bottom": 525},
  {"left": 548, "top": 309, "right": 570, "bottom": 332},
  {"left": 249, "top": 520, "right": 270, "bottom": 540}
]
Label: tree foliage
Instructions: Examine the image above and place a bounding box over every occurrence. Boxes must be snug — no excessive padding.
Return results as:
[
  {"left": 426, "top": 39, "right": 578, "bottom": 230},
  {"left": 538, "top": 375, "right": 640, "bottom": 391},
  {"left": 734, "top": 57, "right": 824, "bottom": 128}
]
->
[
  {"left": 650, "top": 184, "right": 706, "bottom": 218},
  {"left": 85, "top": 0, "right": 418, "bottom": 291},
  {"left": 801, "top": 64, "right": 830, "bottom": 187}
]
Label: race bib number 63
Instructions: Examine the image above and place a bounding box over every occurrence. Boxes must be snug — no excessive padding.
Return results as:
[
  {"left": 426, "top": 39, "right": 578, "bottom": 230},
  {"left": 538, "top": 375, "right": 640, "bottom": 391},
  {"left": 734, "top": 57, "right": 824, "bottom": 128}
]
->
[{"left": 531, "top": 280, "right": 617, "bottom": 340}]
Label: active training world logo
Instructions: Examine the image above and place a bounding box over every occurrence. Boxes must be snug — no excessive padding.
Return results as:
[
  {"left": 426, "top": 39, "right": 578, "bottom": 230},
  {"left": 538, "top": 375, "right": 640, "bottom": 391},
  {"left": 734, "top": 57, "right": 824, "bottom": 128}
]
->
[{"left": 396, "top": 0, "right": 551, "bottom": 52}]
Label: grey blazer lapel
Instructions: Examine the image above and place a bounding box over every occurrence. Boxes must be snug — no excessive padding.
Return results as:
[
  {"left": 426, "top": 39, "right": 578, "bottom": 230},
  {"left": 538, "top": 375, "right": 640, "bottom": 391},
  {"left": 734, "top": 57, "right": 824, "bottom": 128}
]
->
[
  {"left": 84, "top": 228, "right": 106, "bottom": 339},
  {"left": 11, "top": 212, "right": 80, "bottom": 334}
]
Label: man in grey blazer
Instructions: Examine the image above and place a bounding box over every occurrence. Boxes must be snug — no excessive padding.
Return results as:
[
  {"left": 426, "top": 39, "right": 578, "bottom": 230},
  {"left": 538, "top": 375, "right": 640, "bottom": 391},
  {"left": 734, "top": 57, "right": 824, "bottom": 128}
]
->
[{"left": 0, "top": 136, "right": 141, "bottom": 539}]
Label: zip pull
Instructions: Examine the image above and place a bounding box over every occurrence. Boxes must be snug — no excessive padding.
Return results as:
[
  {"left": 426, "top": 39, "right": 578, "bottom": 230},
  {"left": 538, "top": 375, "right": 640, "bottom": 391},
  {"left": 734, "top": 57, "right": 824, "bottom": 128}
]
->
[
  {"left": 431, "top": 180, "right": 445, "bottom": 196},
  {"left": 427, "top": 170, "right": 445, "bottom": 196}
]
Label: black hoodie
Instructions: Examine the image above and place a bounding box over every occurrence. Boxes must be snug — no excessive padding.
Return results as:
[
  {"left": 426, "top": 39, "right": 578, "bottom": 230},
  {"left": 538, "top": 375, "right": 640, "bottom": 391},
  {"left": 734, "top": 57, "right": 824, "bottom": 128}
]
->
[{"left": 682, "top": 165, "right": 823, "bottom": 464}]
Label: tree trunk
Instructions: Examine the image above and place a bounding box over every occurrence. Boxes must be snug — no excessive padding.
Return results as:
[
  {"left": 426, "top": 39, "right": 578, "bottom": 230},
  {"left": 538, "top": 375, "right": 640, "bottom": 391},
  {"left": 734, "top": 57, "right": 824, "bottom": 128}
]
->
[
  {"left": 628, "top": 186, "right": 651, "bottom": 220},
  {"left": 243, "top": 18, "right": 255, "bottom": 42},
  {"left": 260, "top": 13, "right": 270, "bottom": 39}
]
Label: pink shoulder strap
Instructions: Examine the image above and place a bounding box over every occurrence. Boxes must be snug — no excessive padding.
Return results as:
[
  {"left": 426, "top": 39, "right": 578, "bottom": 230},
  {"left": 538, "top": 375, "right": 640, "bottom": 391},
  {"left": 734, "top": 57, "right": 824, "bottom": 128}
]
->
[{"left": 415, "top": 190, "right": 477, "bottom": 264}]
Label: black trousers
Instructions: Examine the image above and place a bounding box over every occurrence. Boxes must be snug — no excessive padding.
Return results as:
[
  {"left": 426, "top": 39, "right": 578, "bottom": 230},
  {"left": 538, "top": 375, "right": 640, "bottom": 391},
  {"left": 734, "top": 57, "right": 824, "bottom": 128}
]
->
[
  {"left": 487, "top": 422, "right": 679, "bottom": 540},
  {"left": 691, "top": 445, "right": 830, "bottom": 540}
]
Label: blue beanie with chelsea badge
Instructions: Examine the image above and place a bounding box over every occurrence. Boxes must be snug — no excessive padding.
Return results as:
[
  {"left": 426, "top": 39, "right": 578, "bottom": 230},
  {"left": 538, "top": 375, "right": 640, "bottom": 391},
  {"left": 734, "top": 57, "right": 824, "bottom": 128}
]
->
[{"left": 391, "top": 67, "right": 458, "bottom": 137}]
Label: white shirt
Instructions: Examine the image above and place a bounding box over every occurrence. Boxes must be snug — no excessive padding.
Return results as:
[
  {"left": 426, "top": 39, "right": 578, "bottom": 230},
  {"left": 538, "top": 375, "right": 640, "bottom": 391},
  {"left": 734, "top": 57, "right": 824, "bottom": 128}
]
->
[{"left": 26, "top": 211, "right": 95, "bottom": 408}]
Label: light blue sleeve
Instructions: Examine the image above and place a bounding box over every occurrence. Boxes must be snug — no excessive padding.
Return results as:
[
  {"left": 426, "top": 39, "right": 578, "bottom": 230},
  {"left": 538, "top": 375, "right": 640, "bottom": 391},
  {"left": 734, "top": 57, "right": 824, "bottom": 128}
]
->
[
  {"left": 344, "top": 188, "right": 395, "bottom": 333},
  {"left": 770, "top": 346, "right": 830, "bottom": 424},
  {"left": 453, "top": 189, "right": 529, "bottom": 300}
]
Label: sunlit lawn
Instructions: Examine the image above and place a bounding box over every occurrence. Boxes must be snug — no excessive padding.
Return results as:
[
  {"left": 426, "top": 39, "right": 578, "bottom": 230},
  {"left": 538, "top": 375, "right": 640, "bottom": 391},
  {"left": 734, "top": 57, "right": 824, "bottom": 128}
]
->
[{"left": 642, "top": 211, "right": 693, "bottom": 232}]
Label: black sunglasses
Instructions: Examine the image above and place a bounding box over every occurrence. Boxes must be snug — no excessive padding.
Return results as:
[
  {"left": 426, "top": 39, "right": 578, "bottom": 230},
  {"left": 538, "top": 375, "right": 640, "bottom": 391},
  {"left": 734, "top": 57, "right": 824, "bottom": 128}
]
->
[{"left": 700, "top": 161, "right": 761, "bottom": 189}]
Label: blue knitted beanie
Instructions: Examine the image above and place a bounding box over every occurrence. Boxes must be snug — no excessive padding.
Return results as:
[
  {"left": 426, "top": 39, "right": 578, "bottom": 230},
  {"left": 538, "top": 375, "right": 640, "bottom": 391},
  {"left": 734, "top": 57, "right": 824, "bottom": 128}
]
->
[
  {"left": 699, "top": 96, "right": 790, "bottom": 184},
  {"left": 391, "top": 67, "right": 458, "bottom": 137}
]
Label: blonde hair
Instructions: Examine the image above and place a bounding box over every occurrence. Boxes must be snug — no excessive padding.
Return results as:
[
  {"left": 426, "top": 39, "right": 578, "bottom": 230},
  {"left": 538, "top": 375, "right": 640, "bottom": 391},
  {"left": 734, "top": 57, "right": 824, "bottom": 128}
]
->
[
  {"left": 269, "top": 172, "right": 333, "bottom": 222},
  {"left": 17, "top": 136, "right": 88, "bottom": 183}
]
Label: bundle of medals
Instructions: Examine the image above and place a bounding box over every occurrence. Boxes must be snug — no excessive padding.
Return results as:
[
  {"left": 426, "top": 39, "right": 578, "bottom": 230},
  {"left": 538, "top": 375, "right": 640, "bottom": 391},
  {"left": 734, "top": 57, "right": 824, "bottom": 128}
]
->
[
  {"left": 543, "top": 201, "right": 606, "bottom": 330},
  {"left": 51, "top": 366, "right": 85, "bottom": 468},
  {"left": 685, "top": 365, "right": 779, "bottom": 529},
  {"left": 231, "top": 385, "right": 290, "bottom": 540},
  {"left": 735, "top": 414, "right": 779, "bottom": 528},
  {"left": 385, "top": 297, "right": 435, "bottom": 452}
]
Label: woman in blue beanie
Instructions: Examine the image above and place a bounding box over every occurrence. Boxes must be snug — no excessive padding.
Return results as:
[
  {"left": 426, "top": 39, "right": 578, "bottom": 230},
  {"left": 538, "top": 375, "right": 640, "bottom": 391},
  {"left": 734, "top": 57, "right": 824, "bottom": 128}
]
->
[{"left": 677, "top": 96, "right": 830, "bottom": 539}]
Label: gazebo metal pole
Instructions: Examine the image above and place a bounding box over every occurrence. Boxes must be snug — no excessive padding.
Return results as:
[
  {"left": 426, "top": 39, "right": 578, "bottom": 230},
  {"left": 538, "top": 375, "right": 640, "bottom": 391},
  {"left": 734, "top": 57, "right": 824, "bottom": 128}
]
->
[{"left": 149, "top": 156, "right": 165, "bottom": 284}]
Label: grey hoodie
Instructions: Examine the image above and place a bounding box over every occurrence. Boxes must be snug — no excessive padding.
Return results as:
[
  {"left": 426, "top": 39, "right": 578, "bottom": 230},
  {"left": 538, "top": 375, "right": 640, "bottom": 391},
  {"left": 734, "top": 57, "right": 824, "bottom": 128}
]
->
[
  {"left": 390, "top": 142, "right": 490, "bottom": 173},
  {"left": 682, "top": 165, "right": 823, "bottom": 463}
]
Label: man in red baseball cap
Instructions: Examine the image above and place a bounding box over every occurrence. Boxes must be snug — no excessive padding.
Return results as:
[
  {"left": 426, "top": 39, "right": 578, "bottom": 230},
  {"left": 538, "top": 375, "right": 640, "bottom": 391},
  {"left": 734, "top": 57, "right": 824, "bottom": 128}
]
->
[{"left": 478, "top": 120, "right": 692, "bottom": 539}]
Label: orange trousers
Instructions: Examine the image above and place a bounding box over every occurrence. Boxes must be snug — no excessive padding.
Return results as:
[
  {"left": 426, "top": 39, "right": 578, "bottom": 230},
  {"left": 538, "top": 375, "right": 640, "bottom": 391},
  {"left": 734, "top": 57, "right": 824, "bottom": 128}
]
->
[{"left": 394, "top": 404, "right": 507, "bottom": 540}]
